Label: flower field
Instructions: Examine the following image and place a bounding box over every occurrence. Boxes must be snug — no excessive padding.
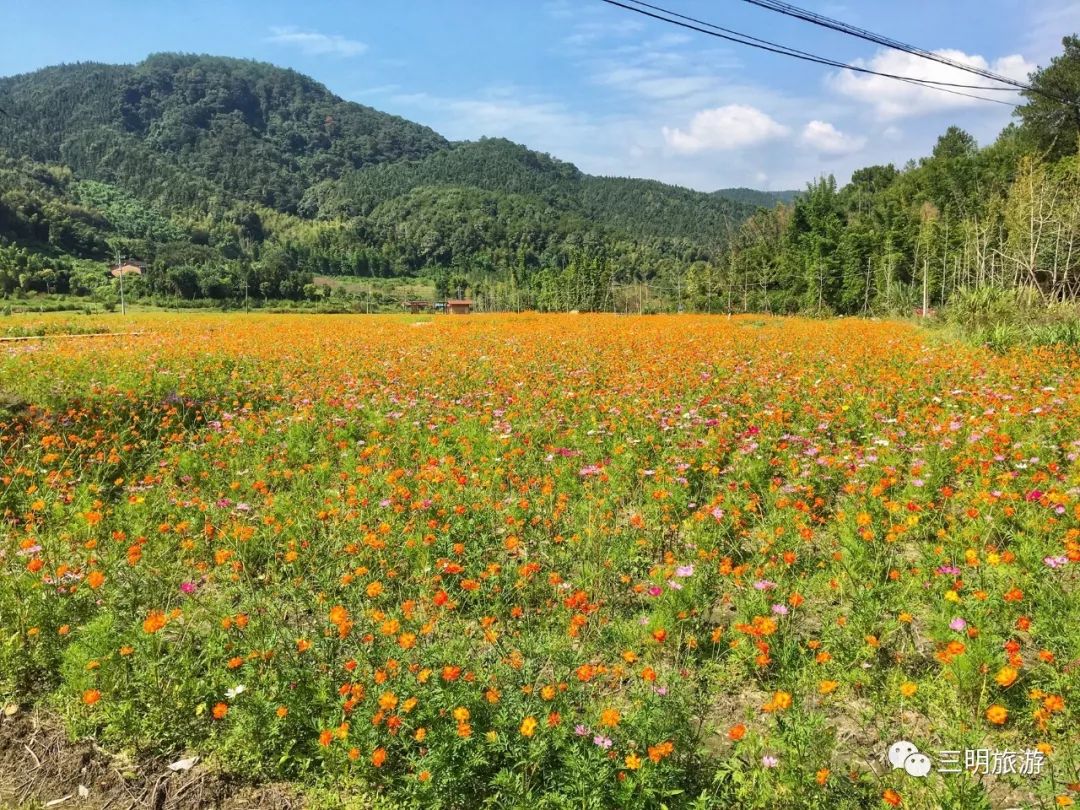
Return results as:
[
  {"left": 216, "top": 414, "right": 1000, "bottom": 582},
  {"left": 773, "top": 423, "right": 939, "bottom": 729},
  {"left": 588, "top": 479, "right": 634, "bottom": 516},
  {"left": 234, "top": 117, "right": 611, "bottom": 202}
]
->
[{"left": 1, "top": 313, "right": 1077, "bottom": 809}]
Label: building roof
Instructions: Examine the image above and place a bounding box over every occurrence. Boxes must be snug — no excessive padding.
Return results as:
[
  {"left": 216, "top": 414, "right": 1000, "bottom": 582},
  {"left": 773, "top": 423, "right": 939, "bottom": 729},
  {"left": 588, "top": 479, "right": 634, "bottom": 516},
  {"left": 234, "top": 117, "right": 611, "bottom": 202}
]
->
[
  {"left": 109, "top": 263, "right": 144, "bottom": 277},
  {"left": 446, "top": 299, "right": 472, "bottom": 305}
]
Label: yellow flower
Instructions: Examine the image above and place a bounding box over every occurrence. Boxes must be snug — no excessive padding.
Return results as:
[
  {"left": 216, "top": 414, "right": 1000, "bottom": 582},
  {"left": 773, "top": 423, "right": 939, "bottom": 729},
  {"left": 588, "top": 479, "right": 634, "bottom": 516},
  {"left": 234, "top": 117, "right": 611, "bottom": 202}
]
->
[
  {"left": 625, "top": 752, "right": 642, "bottom": 770},
  {"left": 520, "top": 716, "right": 538, "bottom": 737},
  {"left": 995, "top": 666, "right": 1018, "bottom": 688},
  {"left": 899, "top": 682, "right": 918, "bottom": 697}
]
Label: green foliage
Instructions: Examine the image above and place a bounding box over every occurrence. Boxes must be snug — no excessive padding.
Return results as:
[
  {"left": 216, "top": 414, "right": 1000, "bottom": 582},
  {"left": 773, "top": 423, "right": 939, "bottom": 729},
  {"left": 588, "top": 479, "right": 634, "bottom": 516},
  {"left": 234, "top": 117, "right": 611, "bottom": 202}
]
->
[
  {"left": 73, "top": 180, "right": 184, "bottom": 242},
  {"left": 1, "top": 37, "right": 1079, "bottom": 321},
  {"left": 943, "top": 286, "right": 1080, "bottom": 351},
  {"left": 0, "top": 54, "right": 448, "bottom": 213},
  {"left": 1015, "top": 35, "right": 1080, "bottom": 161}
]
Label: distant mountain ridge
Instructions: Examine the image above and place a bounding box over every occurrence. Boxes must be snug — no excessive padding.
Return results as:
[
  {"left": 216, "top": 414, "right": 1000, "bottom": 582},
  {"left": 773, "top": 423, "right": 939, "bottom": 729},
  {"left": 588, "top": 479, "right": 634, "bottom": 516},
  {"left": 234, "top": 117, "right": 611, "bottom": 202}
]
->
[
  {"left": 0, "top": 54, "right": 449, "bottom": 213},
  {"left": 0, "top": 53, "right": 802, "bottom": 308},
  {"left": 713, "top": 188, "right": 800, "bottom": 207},
  {"left": 0, "top": 54, "right": 783, "bottom": 241}
]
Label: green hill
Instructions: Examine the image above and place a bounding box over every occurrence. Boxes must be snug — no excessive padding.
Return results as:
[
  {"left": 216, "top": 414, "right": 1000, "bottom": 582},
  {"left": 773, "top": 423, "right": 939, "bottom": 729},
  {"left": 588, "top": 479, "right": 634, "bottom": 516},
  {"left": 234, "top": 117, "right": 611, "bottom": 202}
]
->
[
  {"left": 0, "top": 54, "right": 774, "bottom": 308},
  {"left": 308, "top": 138, "right": 753, "bottom": 244},
  {"left": 0, "top": 54, "right": 449, "bottom": 213},
  {"left": 713, "top": 187, "right": 800, "bottom": 208}
]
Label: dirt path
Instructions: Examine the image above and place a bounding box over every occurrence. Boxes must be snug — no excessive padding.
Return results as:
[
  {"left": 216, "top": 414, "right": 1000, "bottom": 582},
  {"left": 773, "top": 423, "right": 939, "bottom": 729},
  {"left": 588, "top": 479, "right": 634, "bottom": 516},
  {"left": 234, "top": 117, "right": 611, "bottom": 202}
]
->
[{"left": 0, "top": 709, "right": 297, "bottom": 810}]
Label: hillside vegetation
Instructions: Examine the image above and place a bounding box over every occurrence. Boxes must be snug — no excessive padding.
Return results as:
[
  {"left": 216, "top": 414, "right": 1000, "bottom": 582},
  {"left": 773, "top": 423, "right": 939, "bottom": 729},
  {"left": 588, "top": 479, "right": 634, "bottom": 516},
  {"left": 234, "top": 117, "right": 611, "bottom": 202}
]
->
[
  {"left": 0, "top": 38, "right": 1079, "bottom": 333},
  {"left": 0, "top": 54, "right": 762, "bottom": 312}
]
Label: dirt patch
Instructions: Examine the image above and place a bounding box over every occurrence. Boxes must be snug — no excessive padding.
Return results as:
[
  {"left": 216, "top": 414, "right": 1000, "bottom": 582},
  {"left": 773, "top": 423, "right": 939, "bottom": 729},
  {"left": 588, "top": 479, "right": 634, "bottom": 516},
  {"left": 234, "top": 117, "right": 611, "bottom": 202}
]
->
[{"left": 0, "top": 708, "right": 299, "bottom": 810}]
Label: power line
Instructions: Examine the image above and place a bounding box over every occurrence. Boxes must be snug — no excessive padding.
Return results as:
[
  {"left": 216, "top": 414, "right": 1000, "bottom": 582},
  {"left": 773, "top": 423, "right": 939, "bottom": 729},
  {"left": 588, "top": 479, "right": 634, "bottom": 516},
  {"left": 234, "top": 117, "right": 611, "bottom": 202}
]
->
[
  {"left": 739, "top": 0, "right": 1030, "bottom": 90},
  {"left": 600, "top": 0, "right": 1020, "bottom": 108},
  {"left": 738, "top": 0, "right": 1074, "bottom": 108},
  {"left": 626, "top": 0, "right": 1019, "bottom": 92}
]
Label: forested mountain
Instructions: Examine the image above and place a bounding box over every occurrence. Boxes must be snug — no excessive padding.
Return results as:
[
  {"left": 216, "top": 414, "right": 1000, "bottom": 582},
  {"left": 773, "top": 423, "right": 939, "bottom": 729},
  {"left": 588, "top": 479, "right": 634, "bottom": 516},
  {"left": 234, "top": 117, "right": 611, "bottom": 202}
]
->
[
  {"left": 2, "top": 37, "right": 1078, "bottom": 316},
  {"left": 310, "top": 138, "right": 752, "bottom": 242},
  {"left": 714, "top": 188, "right": 800, "bottom": 208},
  {"left": 0, "top": 53, "right": 764, "bottom": 308},
  {"left": 0, "top": 54, "right": 448, "bottom": 213}
]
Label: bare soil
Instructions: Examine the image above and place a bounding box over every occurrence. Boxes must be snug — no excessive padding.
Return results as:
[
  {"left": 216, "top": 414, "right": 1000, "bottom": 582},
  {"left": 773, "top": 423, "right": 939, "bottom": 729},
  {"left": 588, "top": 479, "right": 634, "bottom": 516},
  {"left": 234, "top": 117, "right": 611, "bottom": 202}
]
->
[{"left": 0, "top": 708, "right": 298, "bottom": 810}]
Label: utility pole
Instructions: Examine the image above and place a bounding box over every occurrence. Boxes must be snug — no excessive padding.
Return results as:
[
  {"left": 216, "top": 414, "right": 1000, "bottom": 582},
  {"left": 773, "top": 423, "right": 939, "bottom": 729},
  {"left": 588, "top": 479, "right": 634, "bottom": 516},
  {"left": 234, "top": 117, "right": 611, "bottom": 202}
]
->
[
  {"left": 863, "top": 256, "right": 871, "bottom": 314},
  {"left": 922, "top": 257, "right": 929, "bottom": 318},
  {"left": 115, "top": 250, "right": 127, "bottom": 315}
]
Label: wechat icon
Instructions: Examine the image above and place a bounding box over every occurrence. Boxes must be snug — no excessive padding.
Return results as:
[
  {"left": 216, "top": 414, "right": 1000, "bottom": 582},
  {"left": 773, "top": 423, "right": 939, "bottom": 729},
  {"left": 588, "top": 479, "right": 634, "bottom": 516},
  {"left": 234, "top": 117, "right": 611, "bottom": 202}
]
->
[{"left": 888, "top": 740, "right": 932, "bottom": 778}]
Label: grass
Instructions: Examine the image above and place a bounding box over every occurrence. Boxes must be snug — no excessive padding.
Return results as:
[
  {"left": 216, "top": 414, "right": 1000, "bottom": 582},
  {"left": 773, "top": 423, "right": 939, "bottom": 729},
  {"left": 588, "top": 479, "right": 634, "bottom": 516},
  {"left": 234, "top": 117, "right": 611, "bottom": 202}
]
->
[{"left": 0, "top": 312, "right": 1076, "bottom": 809}]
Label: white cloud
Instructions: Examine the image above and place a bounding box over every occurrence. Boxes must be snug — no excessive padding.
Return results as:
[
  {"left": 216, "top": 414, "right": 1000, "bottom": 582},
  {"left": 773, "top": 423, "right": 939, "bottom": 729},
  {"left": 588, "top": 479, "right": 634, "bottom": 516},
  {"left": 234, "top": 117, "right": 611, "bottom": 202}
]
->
[
  {"left": 800, "top": 120, "right": 866, "bottom": 155},
  {"left": 830, "top": 48, "right": 1034, "bottom": 120},
  {"left": 1023, "top": 1, "right": 1080, "bottom": 62},
  {"left": 266, "top": 26, "right": 367, "bottom": 57},
  {"left": 662, "top": 105, "right": 789, "bottom": 152}
]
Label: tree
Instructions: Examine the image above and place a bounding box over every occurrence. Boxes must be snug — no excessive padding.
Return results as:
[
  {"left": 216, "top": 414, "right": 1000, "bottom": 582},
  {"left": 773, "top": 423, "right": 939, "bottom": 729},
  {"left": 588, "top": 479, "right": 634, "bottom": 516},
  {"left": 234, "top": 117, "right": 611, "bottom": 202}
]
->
[{"left": 1016, "top": 35, "right": 1080, "bottom": 161}]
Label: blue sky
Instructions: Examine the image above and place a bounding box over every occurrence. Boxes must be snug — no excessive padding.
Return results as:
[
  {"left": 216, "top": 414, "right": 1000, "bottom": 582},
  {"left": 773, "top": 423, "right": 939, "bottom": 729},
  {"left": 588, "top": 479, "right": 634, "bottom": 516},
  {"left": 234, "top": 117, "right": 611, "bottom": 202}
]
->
[{"left": 2, "top": 1, "right": 1077, "bottom": 190}]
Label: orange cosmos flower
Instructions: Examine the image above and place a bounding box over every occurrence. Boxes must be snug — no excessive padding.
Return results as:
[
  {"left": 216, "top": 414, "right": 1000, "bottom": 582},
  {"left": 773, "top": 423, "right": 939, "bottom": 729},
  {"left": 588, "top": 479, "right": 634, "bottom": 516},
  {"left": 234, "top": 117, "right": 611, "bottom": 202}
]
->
[
  {"left": 763, "top": 691, "right": 792, "bottom": 712},
  {"left": 995, "top": 666, "right": 1018, "bottom": 688},
  {"left": 648, "top": 741, "right": 674, "bottom": 763},
  {"left": 142, "top": 611, "right": 167, "bottom": 634},
  {"left": 599, "top": 708, "right": 621, "bottom": 727}
]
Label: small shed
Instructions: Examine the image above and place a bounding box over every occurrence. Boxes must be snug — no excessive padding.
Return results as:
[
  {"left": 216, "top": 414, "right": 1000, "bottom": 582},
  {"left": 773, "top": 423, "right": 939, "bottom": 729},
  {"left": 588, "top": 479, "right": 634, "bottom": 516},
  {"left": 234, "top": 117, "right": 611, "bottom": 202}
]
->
[
  {"left": 446, "top": 299, "right": 472, "bottom": 315},
  {"left": 110, "top": 261, "right": 145, "bottom": 278},
  {"left": 403, "top": 300, "right": 430, "bottom": 314}
]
